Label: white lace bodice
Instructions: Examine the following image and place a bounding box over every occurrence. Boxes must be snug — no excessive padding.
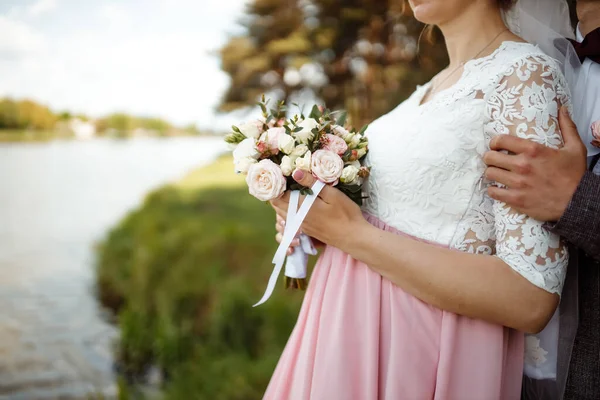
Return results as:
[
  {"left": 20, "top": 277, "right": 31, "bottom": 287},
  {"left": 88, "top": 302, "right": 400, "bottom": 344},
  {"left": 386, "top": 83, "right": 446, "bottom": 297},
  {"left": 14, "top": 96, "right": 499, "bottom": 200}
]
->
[
  {"left": 362, "top": 41, "right": 570, "bottom": 379},
  {"left": 363, "top": 40, "right": 570, "bottom": 380}
]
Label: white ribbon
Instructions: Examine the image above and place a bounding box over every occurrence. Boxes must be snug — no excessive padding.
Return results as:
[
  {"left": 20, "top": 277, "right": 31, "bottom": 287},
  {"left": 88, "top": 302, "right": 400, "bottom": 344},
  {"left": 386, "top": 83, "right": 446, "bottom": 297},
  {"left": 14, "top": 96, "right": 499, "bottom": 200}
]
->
[
  {"left": 283, "top": 190, "right": 318, "bottom": 279},
  {"left": 253, "top": 180, "right": 326, "bottom": 307}
]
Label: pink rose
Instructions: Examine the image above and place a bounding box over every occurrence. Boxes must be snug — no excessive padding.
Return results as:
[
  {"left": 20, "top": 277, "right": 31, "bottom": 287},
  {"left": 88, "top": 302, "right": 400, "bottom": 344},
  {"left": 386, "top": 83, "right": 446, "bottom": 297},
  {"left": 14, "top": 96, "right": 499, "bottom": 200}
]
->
[
  {"left": 591, "top": 120, "right": 600, "bottom": 148},
  {"left": 246, "top": 159, "right": 287, "bottom": 201},
  {"left": 321, "top": 134, "right": 348, "bottom": 156},
  {"left": 259, "top": 127, "right": 285, "bottom": 155},
  {"left": 311, "top": 149, "right": 344, "bottom": 185},
  {"left": 255, "top": 120, "right": 266, "bottom": 133},
  {"left": 272, "top": 118, "right": 286, "bottom": 128}
]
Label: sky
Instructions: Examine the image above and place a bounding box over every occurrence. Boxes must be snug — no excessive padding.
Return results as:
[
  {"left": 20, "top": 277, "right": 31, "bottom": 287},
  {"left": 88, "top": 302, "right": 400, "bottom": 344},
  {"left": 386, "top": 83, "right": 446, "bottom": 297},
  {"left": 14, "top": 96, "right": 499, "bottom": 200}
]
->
[{"left": 0, "top": 0, "right": 249, "bottom": 129}]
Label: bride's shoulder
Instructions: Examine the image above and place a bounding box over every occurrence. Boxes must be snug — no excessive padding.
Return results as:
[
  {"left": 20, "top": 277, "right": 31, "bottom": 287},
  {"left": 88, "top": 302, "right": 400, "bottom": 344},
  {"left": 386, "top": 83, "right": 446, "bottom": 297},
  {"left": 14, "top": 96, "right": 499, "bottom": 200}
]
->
[{"left": 491, "top": 41, "right": 563, "bottom": 74}]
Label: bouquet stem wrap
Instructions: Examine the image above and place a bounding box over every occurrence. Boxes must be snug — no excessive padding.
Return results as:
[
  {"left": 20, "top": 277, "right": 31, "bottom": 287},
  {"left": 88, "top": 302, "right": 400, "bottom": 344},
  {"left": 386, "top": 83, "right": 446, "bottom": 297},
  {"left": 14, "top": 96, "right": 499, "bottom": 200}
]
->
[
  {"left": 284, "top": 233, "right": 317, "bottom": 290},
  {"left": 253, "top": 180, "right": 326, "bottom": 307}
]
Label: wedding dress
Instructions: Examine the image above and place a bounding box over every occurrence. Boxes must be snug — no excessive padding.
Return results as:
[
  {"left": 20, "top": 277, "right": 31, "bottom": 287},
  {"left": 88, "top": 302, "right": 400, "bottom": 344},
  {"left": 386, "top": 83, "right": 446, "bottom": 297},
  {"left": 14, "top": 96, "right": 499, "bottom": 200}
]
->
[{"left": 264, "top": 41, "right": 570, "bottom": 400}]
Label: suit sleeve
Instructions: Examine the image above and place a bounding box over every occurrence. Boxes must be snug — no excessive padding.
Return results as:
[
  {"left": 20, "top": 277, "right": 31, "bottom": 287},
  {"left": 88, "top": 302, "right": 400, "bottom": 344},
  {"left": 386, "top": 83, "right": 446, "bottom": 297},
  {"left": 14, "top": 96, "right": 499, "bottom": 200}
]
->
[{"left": 550, "top": 171, "right": 600, "bottom": 261}]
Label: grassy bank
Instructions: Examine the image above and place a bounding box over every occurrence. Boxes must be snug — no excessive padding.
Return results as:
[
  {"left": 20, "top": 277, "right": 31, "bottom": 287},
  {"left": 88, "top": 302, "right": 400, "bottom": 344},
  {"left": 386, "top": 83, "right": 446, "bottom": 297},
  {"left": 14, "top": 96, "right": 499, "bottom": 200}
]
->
[{"left": 96, "top": 156, "right": 306, "bottom": 399}]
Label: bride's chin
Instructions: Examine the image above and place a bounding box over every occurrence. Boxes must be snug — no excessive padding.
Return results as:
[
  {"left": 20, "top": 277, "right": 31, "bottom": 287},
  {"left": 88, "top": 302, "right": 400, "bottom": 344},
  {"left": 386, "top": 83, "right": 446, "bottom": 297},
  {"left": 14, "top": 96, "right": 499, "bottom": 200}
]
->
[{"left": 411, "top": 4, "right": 442, "bottom": 25}]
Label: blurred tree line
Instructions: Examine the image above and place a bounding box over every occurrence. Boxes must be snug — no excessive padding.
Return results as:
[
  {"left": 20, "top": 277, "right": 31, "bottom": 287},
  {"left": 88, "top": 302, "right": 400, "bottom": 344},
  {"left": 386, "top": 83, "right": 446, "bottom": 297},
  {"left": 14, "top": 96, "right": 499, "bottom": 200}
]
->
[
  {"left": 0, "top": 98, "right": 57, "bottom": 130},
  {"left": 219, "top": 0, "right": 448, "bottom": 126},
  {"left": 0, "top": 97, "right": 202, "bottom": 137}
]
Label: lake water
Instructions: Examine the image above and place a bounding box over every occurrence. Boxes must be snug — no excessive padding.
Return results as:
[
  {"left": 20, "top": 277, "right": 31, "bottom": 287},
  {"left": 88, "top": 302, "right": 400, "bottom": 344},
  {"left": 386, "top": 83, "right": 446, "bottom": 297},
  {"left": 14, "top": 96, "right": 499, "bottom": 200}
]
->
[{"left": 0, "top": 137, "right": 227, "bottom": 399}]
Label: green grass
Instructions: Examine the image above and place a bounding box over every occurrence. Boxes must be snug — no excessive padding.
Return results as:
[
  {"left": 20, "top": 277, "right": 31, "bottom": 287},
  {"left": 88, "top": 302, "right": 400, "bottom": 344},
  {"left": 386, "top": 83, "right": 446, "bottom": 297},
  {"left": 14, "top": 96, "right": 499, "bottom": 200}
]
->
[{"left": 96, "top": 155, "right": 306, "bottom": 399}]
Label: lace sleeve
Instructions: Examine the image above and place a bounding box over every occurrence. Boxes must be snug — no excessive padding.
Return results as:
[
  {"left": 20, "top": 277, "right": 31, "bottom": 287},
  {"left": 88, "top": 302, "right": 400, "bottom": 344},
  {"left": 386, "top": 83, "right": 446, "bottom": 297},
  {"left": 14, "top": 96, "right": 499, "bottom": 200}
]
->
[{"left": 484, "top": 54, "right": 570, "bottom": 295}]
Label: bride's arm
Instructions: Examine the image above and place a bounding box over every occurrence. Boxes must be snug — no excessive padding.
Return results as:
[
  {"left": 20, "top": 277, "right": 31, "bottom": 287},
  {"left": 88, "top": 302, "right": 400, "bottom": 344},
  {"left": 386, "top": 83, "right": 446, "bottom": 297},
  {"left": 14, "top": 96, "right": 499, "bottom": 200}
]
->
[
  {"left": 346, "top": 221, "right": 558, "bottom": 334},
  {"left": 273, "top": 55, "right": 570, "bottom": 334},
  {"left": 283, "top": 169, "right": 560, "bottom": 334}
]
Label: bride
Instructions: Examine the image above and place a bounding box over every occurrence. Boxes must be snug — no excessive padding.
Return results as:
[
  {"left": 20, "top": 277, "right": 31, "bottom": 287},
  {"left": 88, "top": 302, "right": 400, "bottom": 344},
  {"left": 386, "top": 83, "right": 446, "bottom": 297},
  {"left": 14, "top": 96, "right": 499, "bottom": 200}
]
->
[{"left": 268, "top": 0, "right": 572, "bottom": 398}]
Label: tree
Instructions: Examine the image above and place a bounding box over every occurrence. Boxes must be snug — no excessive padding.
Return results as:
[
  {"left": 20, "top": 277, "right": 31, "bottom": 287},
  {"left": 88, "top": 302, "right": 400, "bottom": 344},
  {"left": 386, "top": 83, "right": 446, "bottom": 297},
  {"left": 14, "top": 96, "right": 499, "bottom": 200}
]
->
[
  {"left": 0, "top": 98, "right": 57, "bottom": 130},
  {"left": 218, "top": 0, "right": 448, "bottom": 126},
  {"left": 219, "top": 0, "right": 307, "bottom": 112}
]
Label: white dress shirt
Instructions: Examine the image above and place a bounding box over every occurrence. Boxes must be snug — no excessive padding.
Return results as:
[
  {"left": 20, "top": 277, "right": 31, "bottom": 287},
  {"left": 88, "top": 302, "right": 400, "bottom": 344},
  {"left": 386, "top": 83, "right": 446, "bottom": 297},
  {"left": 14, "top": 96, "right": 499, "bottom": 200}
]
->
[{"left": 574, "top": 25, "right": 600, "bottom": 173}]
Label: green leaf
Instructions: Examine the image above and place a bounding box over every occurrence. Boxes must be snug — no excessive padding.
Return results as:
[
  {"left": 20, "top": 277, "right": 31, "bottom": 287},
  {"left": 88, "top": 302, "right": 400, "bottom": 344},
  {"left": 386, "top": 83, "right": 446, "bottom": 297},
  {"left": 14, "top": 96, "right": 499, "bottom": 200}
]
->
[
  {"left": 231, "top": 125, "right": 241, "bottom": 133},
  {"left": 358, "top": 124, "right": 369, "bottom": 136},
  {"left": 336, "top": 111, "right": 347, "bottom": 127},
  {"left": 293, "top": 127, "right": 303, "bottom": 133},
  {"left": 258, "top": 102, "right": 267, "bottom": 114},
  {"left": 308, "top": 105, "right": 321, "bottom": 119},
  {"left": 223, "top": 133, "right": 239, "bottom": 144},
  {"left": 337, "top": 183, "right": 364, "bottom": 206}
]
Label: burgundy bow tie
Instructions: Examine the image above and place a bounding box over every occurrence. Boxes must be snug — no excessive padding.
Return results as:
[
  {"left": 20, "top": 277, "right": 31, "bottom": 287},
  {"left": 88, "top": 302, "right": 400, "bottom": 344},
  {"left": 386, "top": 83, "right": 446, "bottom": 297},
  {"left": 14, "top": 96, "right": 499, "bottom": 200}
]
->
[{"left": 569, "top": 27, "right": 600, "bottom": 64}]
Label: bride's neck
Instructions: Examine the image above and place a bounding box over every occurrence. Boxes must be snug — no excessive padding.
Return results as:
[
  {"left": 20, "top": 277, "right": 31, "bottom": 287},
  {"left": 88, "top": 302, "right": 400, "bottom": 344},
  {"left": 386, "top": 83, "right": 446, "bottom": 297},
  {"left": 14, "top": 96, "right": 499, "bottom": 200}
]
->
[{"left": 438, "top": 4, "right": 509, "bottom": 68}]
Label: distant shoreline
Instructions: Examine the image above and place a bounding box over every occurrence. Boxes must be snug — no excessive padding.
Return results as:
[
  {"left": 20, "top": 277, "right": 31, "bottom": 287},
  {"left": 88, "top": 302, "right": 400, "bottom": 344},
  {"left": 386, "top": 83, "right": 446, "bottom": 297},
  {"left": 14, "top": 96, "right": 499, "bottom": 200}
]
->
[{"left": 0, "top": 129, "right": 223, "bottom": 143}]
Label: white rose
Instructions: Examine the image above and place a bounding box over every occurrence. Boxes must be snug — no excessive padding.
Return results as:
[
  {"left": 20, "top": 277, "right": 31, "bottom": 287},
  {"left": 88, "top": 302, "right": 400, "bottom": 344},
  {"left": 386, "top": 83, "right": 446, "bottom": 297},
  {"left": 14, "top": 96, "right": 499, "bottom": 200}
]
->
[
  {"left": 246, "top": 159, "right": 287, "bottom": 201},
  {"left": 311, "top": 149, "right": 344, "bottom": 184},
  {"left": 295, "top": 150, "right": 312, "bottom": 172},
  {"left": 291, "top": 144, "right": 309, "bottom": 157},
  {"left": 294, "top": 118, "right": 319, "bottom": 144},
  {"left": 340, "top": 165, "right": 359, "bottom": 185},
  {"left": 356, "top": 147, "right": 367, "bottom": 159},
  {"left": 278, "top": 134, "right": 295, "bottom": 155},
  {"left": 238, "top": 121, "right": 262, "bottom": 139},
  {"left": 332, "top": 124, "right": 350, "bottom": 138},
  {"left": 342, "top": 132, "right": 355, "bottom": 143},
  {"left": 280, "top": 155, "right": 294, "bottom": 176},
  {"left": 234, "top": 157, "right": 257, "bottom": 174},
  {"left": 233, "top": 138, "right": 259, "bottom": 162},
  {"left": 350, "top": 134, "right": 361, "bottom": 147}
]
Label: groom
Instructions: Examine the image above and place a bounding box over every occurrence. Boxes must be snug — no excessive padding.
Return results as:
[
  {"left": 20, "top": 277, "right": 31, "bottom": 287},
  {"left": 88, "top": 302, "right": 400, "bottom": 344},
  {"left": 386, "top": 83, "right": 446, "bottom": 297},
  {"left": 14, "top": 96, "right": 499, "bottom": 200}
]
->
[{"left": 484, "top": 0, "right": 600, "bottom": 398}]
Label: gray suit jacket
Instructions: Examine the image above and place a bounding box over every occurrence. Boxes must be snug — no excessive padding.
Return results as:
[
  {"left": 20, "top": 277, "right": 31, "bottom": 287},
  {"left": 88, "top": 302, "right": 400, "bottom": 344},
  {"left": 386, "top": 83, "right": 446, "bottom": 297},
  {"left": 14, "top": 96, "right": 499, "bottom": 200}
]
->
[{"left": 552, "top": 170, "right": 600, "bottom": 399}]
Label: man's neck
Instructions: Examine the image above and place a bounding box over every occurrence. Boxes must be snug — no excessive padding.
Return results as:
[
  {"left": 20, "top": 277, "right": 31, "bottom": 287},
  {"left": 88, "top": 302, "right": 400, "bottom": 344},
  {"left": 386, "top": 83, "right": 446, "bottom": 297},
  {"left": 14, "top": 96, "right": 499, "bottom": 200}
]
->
[{"left": 578, "top": 1, "right": 600, "bottom": 37}]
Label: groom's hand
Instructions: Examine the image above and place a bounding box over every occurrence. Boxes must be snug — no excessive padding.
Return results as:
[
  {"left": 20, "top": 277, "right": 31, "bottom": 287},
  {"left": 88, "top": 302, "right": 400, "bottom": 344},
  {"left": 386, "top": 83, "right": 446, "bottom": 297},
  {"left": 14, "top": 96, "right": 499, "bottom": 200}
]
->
[{"left": 483, "top": 107, "right": 588, "bottom": 222}]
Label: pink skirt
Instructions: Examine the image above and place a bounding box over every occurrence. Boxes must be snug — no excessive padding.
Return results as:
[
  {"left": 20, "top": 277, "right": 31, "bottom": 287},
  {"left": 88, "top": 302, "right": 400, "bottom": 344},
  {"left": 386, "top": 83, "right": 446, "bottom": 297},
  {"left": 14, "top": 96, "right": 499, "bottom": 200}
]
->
[{"left": 264, "top": 214, "right": 524, "bottom": 400}]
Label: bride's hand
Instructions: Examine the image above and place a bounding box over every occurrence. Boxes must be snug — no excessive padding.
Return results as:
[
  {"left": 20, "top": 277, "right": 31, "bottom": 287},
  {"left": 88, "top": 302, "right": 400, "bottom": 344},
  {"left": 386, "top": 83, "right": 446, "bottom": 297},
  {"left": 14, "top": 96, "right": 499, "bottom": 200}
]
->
[
  {"left": 275, "top": 214, "right": 299, "bottom": 255},
  {"left": 270, "top": 169, "right": 368, "bottom": 250},
  {"left": 275, "top": 214, "right": 325, "bottom": 254}
]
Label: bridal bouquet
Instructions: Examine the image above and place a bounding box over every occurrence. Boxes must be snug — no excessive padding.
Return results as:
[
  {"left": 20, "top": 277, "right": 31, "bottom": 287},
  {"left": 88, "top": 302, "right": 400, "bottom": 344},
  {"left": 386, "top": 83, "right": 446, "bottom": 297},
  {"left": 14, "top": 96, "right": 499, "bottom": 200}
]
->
[{"left": 224, "top": 96, "right": 370, "bottom": 306}]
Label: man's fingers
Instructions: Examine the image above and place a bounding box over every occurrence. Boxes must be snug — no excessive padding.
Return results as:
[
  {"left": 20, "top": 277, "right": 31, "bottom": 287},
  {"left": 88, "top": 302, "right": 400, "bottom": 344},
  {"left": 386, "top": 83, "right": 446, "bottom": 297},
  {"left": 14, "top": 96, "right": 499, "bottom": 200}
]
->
[
  {"left": 487, "top": 186, "right": 524, "bottom": 210},
  {"left": 489, "top": 134, "right": 532, "bottom": 154},
  {"left": 484, "top": 167, "right": 526, "bottom": 189},
  {"left": 483, "top": 150, "right": 517, "bottom": 171},
  {"left": 558, "top": 106, "right": 584, "bottom": 149}
]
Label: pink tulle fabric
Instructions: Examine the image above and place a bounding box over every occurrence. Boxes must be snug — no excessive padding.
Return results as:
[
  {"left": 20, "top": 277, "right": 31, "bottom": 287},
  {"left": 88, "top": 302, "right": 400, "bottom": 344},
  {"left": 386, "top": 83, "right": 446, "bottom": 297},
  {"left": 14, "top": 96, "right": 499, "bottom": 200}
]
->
[{"left": 264, "top": 213, "right": 524, "bottom": 400}]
